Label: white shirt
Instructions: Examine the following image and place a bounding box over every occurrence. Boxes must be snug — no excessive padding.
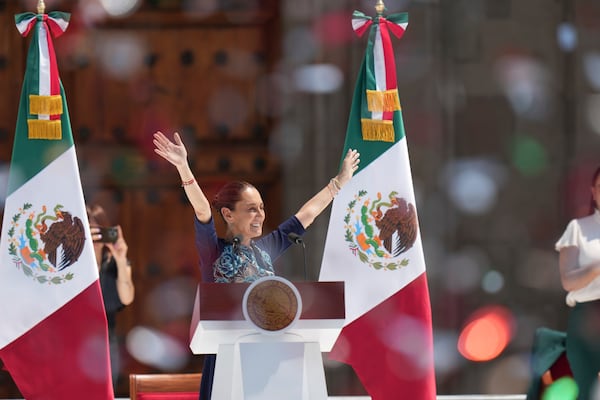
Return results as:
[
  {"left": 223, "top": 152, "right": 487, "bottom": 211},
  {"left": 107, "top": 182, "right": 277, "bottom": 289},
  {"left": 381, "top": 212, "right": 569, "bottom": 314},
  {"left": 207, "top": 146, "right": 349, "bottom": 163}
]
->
[{"left": 555, "top": 209, "right": 600, "bottom": 306}]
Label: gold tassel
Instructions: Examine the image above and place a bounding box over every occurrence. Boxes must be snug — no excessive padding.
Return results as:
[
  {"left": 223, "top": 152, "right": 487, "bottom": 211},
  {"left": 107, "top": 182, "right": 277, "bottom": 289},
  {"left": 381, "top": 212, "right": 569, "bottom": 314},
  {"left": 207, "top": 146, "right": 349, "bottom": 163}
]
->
[
  {"left": 27, "top": 119, "right": 62, "bottom": 140},
  {"left": 361, "top": 119, "right": 395, "bottom": 142},
  {"left": 366, "top": 89, "right": 401, "bottom": 112},
  {"left": 29, "top": 95, "right": 63, "bottom": 116}
]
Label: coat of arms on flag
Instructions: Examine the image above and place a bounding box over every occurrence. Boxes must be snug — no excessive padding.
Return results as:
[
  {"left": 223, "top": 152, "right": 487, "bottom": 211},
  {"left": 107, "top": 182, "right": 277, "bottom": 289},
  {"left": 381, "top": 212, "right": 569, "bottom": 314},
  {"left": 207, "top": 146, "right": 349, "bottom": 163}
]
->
[{"left": 320, "top": 6, "right": 437, "bottom": 400}]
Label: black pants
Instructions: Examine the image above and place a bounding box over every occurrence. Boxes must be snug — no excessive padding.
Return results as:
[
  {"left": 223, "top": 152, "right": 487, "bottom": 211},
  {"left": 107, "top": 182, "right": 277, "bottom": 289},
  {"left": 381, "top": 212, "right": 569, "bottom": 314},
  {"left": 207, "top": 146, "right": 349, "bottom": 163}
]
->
[
  {"left": 199, "top": 354, "right": 216, "bottom": 400},
  {"left": 567, "top": 301, "right": 600, "bottom": 400}
]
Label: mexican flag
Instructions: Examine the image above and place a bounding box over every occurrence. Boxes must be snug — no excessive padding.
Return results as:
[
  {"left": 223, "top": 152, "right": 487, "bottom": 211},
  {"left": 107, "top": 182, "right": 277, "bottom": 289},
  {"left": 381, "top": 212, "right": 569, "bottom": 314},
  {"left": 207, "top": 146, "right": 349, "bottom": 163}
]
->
[
  {"left": 319, "top": 11, "right": 436, "bottom": 400},
  {"left": 0, "top": 11, "right": 113, "bottom": 399}
]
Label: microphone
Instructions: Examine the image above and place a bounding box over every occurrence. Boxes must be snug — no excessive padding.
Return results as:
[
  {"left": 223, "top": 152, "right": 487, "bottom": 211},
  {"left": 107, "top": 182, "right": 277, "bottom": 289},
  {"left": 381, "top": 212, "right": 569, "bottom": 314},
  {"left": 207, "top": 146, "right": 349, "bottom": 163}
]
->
[
  {"left": 287, "top": 232, "right": 303, "bottom": 245},
  {"left": 232, "top": 235, "right": 243, "bottom": 252},
  {"left": 287, "top": 232, "right": 308, "bottom": 281}
]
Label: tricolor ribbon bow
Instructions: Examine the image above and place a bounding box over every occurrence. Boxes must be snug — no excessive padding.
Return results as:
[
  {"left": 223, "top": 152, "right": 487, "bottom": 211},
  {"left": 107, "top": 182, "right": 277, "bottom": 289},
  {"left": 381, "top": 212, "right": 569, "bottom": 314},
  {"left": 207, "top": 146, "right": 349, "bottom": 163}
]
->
[
  {"left": 14, "top": 11, "right": 70, "bottom": 140},
  {"left": 351, "top": 10, "right": 408, "bottom": 142}
]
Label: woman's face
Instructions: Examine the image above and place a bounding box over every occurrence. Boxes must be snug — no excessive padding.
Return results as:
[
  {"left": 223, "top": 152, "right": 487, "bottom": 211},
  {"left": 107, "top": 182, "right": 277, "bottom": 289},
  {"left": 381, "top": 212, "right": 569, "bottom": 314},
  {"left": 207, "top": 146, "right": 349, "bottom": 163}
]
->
[{"left": 222, "top": 186, "right": 265, "bottom": 243}]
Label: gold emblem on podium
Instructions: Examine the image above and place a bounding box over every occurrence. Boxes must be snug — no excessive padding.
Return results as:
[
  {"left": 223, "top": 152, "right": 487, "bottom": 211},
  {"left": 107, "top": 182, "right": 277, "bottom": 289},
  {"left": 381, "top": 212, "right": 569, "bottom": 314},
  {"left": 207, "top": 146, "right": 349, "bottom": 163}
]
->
[{"left": 242, "top": 276, "right": 302, "bottom": 334}]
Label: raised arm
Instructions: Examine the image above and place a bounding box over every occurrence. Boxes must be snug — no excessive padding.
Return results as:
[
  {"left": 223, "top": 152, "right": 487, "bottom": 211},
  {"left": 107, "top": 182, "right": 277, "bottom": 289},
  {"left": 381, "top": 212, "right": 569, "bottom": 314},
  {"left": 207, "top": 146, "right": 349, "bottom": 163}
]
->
[
  {"left": 295, "top": 149, "right": 360, "bottom": 228},
  {"left": 153, "top": 131, "right": 212, "bottom": 223}
]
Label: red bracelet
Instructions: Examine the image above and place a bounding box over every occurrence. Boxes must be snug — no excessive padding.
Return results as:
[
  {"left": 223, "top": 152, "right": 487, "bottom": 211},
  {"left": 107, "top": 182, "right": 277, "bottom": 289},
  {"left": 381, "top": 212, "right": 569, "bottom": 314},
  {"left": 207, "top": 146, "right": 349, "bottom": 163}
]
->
[{"left": 181, "top": 178, "right": 195, "bottom": 187}]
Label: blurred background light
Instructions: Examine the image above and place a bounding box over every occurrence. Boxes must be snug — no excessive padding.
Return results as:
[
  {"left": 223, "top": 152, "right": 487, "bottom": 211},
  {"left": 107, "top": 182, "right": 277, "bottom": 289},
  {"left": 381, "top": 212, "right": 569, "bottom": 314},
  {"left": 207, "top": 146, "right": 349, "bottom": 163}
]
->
[
  {"left": 97, "top": 33, "right": 146, "bottom": 80},
  {"left": 510, "top": 134, "right": 548, "bottom": 177},
  {"left": 433, "top": 330, "right": 463, "bottom": 377},
  {"left": 293, "top": 64, "right": 344, "bottom": 93},
  {"left": 494, "top": 55, "right": 552, "bottom": 120},
  {"left": 542, "top": 376, "right": 578, "bottom": 400},
  {"left": 442, "top": 159, "right": 507, "bottom": 215},
  {"left": 481, "top": 270, "right": 504, "bottom": 294},
  {"left": 99, "top": 0, "right": 141, "bottom": 17},
  {"left": 556, "top": 22, "right": 578, "bottom": 52},
  {"left": 126, "top": 326, "right": 190, "bottom": 371},
  {"left": 583, "top": 52, "right": 600, "bottom": 90},
  {"left": 458, "top": 306, "right": 514, "bottom": 362}
]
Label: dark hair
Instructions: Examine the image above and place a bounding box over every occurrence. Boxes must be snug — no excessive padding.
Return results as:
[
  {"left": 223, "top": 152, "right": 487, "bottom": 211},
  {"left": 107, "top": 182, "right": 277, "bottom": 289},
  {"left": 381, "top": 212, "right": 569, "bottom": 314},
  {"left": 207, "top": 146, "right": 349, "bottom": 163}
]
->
[
  {"left": 86, "top": 204, "right": 111, "bottom": 227},
  {"left": 211, "top": 181, "right": 256, "bottom": 219},
  {"left": 591, "top": 166, "right": 600, "bottom": 214}
]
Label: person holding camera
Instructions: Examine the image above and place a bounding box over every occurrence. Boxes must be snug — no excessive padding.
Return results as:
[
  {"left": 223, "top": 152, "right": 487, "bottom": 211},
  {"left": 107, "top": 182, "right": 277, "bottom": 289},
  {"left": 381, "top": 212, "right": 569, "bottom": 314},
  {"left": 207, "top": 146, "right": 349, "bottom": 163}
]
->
[
  {"left": 152, "top": 130, "right": 359, "bottom": 399},
  {"left": 87, "top": 204, "right": 134, "bottom": 391}
]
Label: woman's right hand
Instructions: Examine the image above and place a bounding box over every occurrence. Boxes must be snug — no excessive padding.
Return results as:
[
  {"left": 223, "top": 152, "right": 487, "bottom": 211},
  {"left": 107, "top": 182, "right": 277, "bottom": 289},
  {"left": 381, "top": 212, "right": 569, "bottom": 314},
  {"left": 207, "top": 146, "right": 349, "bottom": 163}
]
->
[{"left": 153, "top": 131, "right": 188, "bottom": 168}]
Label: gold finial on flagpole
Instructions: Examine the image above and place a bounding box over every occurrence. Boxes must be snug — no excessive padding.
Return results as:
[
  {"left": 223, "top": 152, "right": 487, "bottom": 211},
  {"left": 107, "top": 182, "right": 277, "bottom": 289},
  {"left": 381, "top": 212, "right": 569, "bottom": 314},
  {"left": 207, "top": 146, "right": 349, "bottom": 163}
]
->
[
  {"left": 375, "top": 0, "right": 385, "bottom": 16},
  {"left": 37, "top": 0, "right": 46, "bottom": 14}
]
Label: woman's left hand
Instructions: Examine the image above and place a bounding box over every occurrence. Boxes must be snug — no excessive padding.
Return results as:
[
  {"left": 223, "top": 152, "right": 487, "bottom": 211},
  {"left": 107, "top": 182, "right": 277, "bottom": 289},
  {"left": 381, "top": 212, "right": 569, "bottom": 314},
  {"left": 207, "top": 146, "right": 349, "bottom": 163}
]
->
[{"left": 336, "top": 149, "right": 360, "bottom": 187}]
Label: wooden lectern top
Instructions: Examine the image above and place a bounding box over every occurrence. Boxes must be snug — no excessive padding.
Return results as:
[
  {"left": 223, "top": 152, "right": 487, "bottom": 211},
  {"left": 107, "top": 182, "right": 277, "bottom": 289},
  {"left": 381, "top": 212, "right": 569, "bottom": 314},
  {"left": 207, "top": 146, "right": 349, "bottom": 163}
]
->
[{"left": 197, "top": 281, "right": 345, "bottom": 321}]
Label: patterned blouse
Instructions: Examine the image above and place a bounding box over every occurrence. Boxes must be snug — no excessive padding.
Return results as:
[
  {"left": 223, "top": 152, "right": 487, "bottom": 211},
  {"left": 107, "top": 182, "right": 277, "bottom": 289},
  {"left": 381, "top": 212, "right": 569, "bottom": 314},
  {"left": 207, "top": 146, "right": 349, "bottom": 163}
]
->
[{"left": 194, "top": 215, "right": 305, "bottom": 283}]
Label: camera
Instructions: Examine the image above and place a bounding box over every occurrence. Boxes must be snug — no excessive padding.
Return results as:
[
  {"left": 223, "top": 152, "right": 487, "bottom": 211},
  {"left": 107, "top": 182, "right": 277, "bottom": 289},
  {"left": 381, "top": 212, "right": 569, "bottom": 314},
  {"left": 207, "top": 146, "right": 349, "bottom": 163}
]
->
[{"left": 97, "top": 226, "right": 119, "bottom": 243}]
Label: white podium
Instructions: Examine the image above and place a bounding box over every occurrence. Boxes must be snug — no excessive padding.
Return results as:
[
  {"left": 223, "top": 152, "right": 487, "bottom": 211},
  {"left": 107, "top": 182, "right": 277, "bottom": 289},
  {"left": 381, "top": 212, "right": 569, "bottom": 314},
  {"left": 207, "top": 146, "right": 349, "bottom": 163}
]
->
[{"left": 189, "top": 278, "right": 345, "bottom": 400}]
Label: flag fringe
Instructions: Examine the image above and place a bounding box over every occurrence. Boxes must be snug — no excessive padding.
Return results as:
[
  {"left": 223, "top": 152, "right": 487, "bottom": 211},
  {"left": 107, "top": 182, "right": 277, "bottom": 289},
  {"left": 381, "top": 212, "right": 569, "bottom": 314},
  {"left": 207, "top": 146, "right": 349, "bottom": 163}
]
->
[
  {"left": 27, "top": 120, "right": 62, "bottom": 140},
  {"left": 366, "top": 89, "right": 401, "bottom": 112},
  {"left": 29, "top": 95, "right": 63, "bottom": 116},
  {"left": 361, "top": 119, "right": 395, "bottom": 142}
]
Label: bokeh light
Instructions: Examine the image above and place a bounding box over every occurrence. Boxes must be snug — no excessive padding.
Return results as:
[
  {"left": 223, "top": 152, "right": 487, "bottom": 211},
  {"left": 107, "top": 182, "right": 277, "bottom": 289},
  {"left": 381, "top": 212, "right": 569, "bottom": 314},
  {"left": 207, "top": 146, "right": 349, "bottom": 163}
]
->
[
  {"left": 458, "top": 306, "right": 514, "bottom": 362},
  {"left": 494, "top": 55, "right": 552, "bottom": 120},
  {"left": 126, "top": 326, "right": 190, "bottom": 371},
  {"left": 557, "top": 22, "right": 578, "bottom": 52},
  {"left": 293, "top": 64, "right": 344, "bottom": 93},
  {"left": 481, "top": 270, "right": 504, "bottom": 294},
  {"left": 583, "top": 52, "right": 600, "bottom": 91},
  {"left": 441, "top": 159, "right": 506, "bottom": 215},
  {"left": 433, "top": 330, "right": 463, "bottom": 377},
  {"left": 510, "top": 135, "right": 548, "bottom": 177},
  {"left": 542, "top": 376, "right": 578, "bottom": 400},
  {"left": 99, "top": 0, "right": 141, "bottom": 17},
  {"left": 96, "top": 32, "right": 146, "bottom": 80}
]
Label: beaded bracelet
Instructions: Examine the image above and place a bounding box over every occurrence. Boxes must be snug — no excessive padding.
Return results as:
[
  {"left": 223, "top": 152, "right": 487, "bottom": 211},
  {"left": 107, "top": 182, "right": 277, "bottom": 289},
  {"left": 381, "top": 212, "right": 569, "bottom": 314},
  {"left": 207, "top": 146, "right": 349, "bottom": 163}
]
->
[
  {"left": 328, "top": 180, "right": 339, "bottom": 198},
  {"left": 330, "top": 177, "right": 342, "bottom": 191},
  {"left": 181, "top": 177, "right": 195, "bottom": 187}
]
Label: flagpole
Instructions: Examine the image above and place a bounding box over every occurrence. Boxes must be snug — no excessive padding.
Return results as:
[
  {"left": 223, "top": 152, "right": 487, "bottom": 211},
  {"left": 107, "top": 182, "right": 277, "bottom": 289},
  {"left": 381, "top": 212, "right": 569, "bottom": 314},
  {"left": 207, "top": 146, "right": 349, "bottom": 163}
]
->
[
  {"left": 375, "top": 0, "right": 385, "bottom": 16},
  {"left": 37, "top": 0, "right": 45, "bottom": 14}
]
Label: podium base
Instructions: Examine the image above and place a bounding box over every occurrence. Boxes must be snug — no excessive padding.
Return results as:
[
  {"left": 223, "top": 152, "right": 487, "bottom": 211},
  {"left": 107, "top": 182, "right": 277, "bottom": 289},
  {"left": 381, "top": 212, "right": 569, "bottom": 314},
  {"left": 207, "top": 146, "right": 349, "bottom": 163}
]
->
[{"left": 212, "top": 333, "right": 328, "bottom": 400}]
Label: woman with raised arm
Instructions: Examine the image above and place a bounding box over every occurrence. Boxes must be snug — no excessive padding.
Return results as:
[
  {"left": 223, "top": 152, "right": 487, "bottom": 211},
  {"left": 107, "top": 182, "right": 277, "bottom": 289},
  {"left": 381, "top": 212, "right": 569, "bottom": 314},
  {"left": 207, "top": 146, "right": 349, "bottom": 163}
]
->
[
  {"left": 556, "top": 166, "right": 600, "bottom": 400},
  {"left": 152, "top": 130, "right": 359, "bottom": 399}
]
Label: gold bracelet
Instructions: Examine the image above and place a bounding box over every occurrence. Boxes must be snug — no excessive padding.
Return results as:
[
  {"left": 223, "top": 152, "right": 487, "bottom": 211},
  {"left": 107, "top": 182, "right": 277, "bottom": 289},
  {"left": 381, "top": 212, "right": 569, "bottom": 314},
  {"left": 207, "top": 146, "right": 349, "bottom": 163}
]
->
[{"left": 181, "top": 177, "right": 195, "bottom": 187}]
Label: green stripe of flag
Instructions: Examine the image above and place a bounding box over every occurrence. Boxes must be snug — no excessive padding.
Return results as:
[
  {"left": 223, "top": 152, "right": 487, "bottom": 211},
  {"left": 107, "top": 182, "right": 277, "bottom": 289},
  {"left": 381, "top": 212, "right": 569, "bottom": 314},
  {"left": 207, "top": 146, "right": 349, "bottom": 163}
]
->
[
  {"left": 7, "top": 26, "right": 73, "bottom": 196},
  {"left": 340, "top": 51, "right": 406, "bottom": 174}
]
